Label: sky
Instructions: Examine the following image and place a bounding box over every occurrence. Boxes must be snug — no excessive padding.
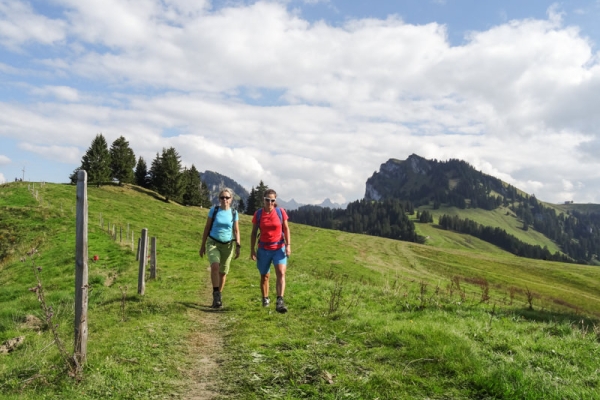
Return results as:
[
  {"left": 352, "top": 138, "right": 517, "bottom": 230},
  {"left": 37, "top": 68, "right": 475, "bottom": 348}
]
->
[{"left": 1, "top": 0, "right": 600, "bottom": 205}]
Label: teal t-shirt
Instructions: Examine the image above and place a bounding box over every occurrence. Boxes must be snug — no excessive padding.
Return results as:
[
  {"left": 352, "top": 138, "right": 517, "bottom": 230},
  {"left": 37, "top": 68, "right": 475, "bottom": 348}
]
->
[{"left": 208, "top": 207, "right": 238, "bottom": 243}]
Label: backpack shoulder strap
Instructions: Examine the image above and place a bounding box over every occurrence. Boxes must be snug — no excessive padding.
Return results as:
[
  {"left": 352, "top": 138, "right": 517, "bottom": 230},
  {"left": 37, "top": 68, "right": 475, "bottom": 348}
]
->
[
  {"left": 209, "top": 206, "right": 219, "bottom": 233},
  {"left": 256, "top": 208, "right": 263, "bottom": 225},
  {"left": 275, "top": 207, "right": 283, "bottom": 223}
]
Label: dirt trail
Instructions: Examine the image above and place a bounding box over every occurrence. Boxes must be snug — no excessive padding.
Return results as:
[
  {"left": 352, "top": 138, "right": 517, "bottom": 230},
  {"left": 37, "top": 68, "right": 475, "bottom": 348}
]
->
[{"left": 182, "top": 270, "right": 225, "bottom": 400}]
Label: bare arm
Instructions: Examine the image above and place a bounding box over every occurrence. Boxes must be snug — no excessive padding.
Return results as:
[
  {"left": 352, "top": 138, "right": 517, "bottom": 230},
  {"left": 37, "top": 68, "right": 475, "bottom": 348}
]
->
[
  {"left": 250, "top": 223, "right": 258, "bottom": 260},
  {"left": 283, "top": 220, "right": 291, "bottom": 257},
  {"left": 199, "top": 215, "right": 212, "bottom": 258},
  {"left": 233, "top": 220, "right": 241, "bottom": 259}
]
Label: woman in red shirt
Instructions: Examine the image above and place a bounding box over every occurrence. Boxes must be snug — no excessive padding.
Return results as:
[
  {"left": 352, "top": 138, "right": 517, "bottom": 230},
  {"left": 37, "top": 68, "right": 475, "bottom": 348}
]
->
[{"left": 250, "top": 189, "right": 292, "bottom": 313}]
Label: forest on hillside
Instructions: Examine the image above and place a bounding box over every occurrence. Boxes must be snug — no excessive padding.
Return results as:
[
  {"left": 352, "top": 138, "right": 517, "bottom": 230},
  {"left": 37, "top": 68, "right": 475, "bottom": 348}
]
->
[
  {"left": 292, "top": 157, "right": 600, "bottom": 265},
  {"left": 288, "top": 199, "right": 423, "bottom": 244}
]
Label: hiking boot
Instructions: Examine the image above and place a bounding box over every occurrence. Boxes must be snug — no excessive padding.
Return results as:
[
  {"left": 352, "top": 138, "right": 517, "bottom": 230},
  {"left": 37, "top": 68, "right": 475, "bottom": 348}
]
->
[
  {"left": 276, "top": 297, "right": 288, "bottom": 313},
  {"left": 262, "top": 297, "right": 270, "bottom": 307},
  {"left": 212, "top": 291, "right": 222, "bottom": 308}
]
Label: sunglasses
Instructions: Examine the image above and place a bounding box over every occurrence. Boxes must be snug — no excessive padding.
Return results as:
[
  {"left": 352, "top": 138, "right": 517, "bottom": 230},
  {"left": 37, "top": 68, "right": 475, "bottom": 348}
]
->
[
  {"left": 264, "top": 198, "right": 276, "bottom": 203},
  {"left": 220, "top": 196, "right": 231, "bottom": 200}
]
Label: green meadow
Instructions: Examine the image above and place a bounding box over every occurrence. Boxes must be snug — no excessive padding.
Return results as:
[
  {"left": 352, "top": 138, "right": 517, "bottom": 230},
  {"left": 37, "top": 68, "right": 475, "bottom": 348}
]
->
[{"left": 1, "top": 182, "right": 599, "bottom": 399}]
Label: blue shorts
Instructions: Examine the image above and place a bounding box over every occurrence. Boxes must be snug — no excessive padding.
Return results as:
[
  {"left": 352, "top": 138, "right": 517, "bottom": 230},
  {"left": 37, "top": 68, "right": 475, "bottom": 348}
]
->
[{"left": 256, "top": 246, "right": 287, "bottom": 275}]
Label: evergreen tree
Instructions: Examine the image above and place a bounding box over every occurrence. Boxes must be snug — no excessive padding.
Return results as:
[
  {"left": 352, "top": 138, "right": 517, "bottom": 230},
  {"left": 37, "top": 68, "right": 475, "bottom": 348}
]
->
[
  {"left": 181, "top": 165, "right": 202, "bottom": 206},
  {"left": 148, "top": 152, "right": 162, "bottom": 191},
  {"left": 158, "top": 147, "right": 183, "bottom": 203},
  {"left": 246, "top": 187, "right": 258, "bottom": 215},
  {"left": 181, "top": 164, "right": 202, "bottom": 206},
  {"left": 255, "top": 180, "right": 269, "bottom": 204},
  {"left": 134, "top": 156, "right": 149, "bottom": 188},
  {"left": 109, "top": 136, "right": 136, "bottom": 185},
  {"left": 238, "top": 198, "right": 246, "bottom": 213},
  {"left": 69, "top": 168, "right": 80, "bottom": 184},
  {"left": 199, "top": 181, "right": 212, "bottom": 208},
  {"left": 79, "top": 133, "right": 111, "bottom": 187}
]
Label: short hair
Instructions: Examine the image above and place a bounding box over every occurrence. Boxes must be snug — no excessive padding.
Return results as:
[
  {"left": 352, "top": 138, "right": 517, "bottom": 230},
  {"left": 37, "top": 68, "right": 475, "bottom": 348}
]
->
[
  {"left": 264, "top": 189, "right": 277, "bottom": 198},
  {"left": 219, "top": 187, "right": 234, "bottom": 198}
]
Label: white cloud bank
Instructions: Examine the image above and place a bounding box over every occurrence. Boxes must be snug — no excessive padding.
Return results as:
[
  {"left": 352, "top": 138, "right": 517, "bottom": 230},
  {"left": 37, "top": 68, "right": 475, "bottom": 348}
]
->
[{"left": 0, "top": 1, "right": 599, "bottom": 204}]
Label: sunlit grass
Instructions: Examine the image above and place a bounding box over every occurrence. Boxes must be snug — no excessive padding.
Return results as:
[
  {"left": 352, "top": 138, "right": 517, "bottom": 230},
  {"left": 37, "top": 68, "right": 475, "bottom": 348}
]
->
[{"left": 1, "top": 181, "right": 599, "bottom": 399}]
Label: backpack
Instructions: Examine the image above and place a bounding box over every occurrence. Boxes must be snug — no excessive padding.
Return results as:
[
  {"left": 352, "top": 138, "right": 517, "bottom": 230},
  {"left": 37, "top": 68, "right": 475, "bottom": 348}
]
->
[
  {"left": 209, "top": 206, "right": 237, "bottom": 244},
  {"left": 256, "top": 207, "right": 285, "bottom": 248}
]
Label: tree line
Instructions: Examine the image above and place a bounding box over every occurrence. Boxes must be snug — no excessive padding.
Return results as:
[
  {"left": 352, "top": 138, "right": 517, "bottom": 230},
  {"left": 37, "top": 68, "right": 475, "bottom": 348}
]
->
[
  {"left": 438, "top": 214, "right": 573, "bottom": 263},
  {"left": 510, "top": 195, "right": 600, "bottom": 264},
  {"left": 288, "top": 199, "right": 424, "bottom": 244},
  {"left": 69, "top": 134, "right": 212, "bottom": 207}
]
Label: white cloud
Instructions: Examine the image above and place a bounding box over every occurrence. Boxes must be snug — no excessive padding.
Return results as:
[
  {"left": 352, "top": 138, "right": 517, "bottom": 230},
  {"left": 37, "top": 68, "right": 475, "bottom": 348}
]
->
[
  {"left": 30, "top": 85, "right": 80, "bottom": 102},
  {"left": 0, "top": 0, "right": 66, "bottom": 48},
  {"left": 0, "top": 172, "right": 6, "bottom": 184},
  {"left": 1, "top": 1, "right": 600, "bottom": 203},
  {"left": 18, "top": 143, "right": 81, "bottom": 164},
  {"left": 0, "top": 154, "right": 10, "bottom": 164},
  {"left": 302, "top": 0, "right": 330, "bottom": 4}
]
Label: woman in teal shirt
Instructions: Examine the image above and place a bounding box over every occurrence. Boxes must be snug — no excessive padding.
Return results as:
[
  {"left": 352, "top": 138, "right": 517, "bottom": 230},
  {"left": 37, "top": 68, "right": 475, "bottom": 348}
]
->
[{"left": 199, "top": 188, "right": 241, "bottom": 308}]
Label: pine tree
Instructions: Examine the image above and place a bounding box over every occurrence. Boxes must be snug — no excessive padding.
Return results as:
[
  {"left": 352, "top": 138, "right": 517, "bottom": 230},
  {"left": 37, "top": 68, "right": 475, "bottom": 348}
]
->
[
  {"left": 134, "top": 156, "right": 149, "bottom": 188},
  {"left": 237, "top": 198, "right": 246, "bottom": 213},
  {"left": 199, "top": 181, "right": 212, "bottom": 208},
  {"left": 148, "top": 152, "right": 162, "bottom": 191},
  {"left": 246, "top": 187, "right": 257, "bottom": 215},
  {"left": 158, "top": 147, "right": 183, "bottom": 203},
  {"left": 181, "top": 165, "right": 202, "bottom": 206},
  {"left": 255, "top": 180, "right": 269, "bottom": 204},
  {"left": 79, "top": 133, "right": 111, "bottom": 187},
  {"left": 109, "top": 136, "right": 136, "bottom": 185}
]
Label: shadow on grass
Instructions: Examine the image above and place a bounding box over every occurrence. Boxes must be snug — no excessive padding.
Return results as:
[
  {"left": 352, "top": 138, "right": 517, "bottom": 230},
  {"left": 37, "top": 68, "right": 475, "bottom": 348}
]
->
[
  {"left": 127, "top": 185, "right": 165, "bottom": 202},
  {"left": 500, "top": 308, "right": 598, "bottom": 329},
  {"left": 177, "top": 301, "right": 234, "bottom": 313},
  {"left": 98, "top": 294, "right": 143, "bottom": 307}
]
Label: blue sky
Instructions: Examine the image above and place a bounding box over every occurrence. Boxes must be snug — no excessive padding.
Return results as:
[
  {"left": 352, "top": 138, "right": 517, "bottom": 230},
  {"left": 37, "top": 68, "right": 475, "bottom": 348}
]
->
[{"left": 1, "top": 0, "right": 600, "bottom": 205}]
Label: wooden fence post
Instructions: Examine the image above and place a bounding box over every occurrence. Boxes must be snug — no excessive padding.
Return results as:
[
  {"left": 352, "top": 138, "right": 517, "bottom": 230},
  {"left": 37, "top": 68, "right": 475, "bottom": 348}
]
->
[
  {"left": 136, "top": 237, "right": 141, "bottom": 260},
  {"left": 74, "top": 170, "right": 89, "bottom": 370},
  {"left": 150, "top": 237, "right": 157, "bottom": 279},
  {"left": 138, "top": 228, "right": 148, "bottom": 295}
]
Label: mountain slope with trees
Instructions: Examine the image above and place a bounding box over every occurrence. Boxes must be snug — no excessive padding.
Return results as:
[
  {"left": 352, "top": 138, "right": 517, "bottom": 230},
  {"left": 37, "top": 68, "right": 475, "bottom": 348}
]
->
[{"left": 290, "top": 154, "right": 600, "bottom": 265}]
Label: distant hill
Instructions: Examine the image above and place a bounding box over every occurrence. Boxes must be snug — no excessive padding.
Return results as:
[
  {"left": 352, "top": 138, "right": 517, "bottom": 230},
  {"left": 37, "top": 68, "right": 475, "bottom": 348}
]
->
[
  {"left": 278, "top": 198, "right": 347, "bottom": 211},
  {"left": 365, "top": 154, "right": 507, "bottom": 209},
  {"left": 199, "top": 171, "right": 346, "bottom": 210},
  {"left": 289, "top": 154, "right": 600, "bottom": 265},
  {"left": 200, "top": 170, "right": 249, "bottom": 206}
]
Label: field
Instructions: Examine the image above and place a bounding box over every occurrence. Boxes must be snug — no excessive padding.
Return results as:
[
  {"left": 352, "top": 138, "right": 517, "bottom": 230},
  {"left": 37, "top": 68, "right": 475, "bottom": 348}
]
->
[{"left": 1, "top": 181, "right": 599, "bottom": 399}]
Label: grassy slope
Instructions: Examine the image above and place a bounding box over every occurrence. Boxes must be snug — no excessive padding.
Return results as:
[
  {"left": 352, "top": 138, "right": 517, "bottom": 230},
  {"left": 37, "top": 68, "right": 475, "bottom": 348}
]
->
[
  {"left": 418, "top": 205, "right": 562, "bottom": 254},
  {"left": 1, "top": 182, "right": 599, "bottom": 399}
]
